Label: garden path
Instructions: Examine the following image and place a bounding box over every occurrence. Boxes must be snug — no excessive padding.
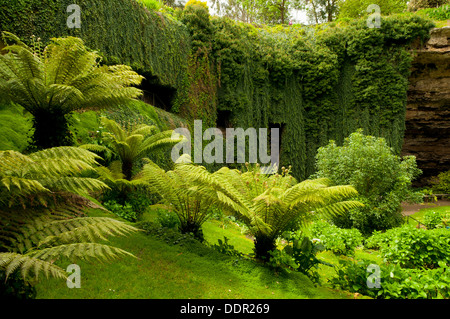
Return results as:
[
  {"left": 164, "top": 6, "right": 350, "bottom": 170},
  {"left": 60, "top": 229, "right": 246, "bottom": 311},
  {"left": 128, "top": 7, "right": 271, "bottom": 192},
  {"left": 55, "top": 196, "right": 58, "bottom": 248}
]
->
[{"left": 401, "top": 200, "right": 450, "bottom": 216}]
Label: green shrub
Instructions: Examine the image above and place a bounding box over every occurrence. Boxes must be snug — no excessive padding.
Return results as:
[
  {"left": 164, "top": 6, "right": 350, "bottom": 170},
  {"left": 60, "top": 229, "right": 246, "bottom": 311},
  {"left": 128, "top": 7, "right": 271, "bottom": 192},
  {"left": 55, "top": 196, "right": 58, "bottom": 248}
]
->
[
  {"left": 423, "top": 210, "right": 450, "bottom": 229},
  {"left": 330, "top": 259, "right": 450, "bottom": 299},
  {"left": 277, "top": 230, "right": 331, "bottom": 284},
  {"left": 366, "top": 225, "right": 450, "bottom": 269},
  {"left": 314, "top": 130, "right": 423, "bottom": 235},
  {"left": 136, "top": 221, "right": 211, "bottom": 255},
  {"left": 431, "top": 170, "right": 450, "bottom": 194},
  {"left": 156, "top": 209, "right": 180, "bottom": 229},
  {"left": 311, "top": 220, "right": 363, "bottom": 256},
  {"left": 103, "top": 200, "right": 138, "bottom": 222}
]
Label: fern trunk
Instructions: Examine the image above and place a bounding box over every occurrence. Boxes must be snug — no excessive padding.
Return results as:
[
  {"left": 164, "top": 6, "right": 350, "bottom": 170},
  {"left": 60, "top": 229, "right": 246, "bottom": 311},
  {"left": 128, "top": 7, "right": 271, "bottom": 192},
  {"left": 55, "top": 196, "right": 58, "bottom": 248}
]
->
[
  {"left": 31, "top": 110, "right": 73, "bottom": 150},
  {"left": 122, "top": 160, "right": 134, "bottom": 181},
  {"left": 253, "top": 234, "right": 276, "bottom": 261},
  {"left": 179, "top": 220, "right": 205, "bottom": 242}
]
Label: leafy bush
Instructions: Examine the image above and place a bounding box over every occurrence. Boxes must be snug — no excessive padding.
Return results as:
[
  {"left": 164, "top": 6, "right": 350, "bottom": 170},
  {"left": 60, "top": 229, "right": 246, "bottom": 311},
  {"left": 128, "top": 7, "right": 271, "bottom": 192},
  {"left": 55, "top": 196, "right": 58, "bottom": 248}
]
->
[
  {"left": 365, "top": 225, "right": 450, "bottom": 269},
  {"left": 280, "top": 230, "right": 330, "bottom": 283},
  {"left": 423, "top": 210, "right": 450, "bottom": 229},
  {"left": 431, "top": 170, "right": 450, "bottom": 194},
  {"left": 314, "top": 130, "right": 423, "bottom": 235},
  {"left": 156, "top": 208, "right": 180, "bottom": 229},
  {"left": 103, "top": 201, "right": 138, "bottom": 222},
  {"left": 311, "top": 220, "right": 363, "bottom": 256},
  {"left": 330, "top": 259, "right": 450, "bottom": 299}
]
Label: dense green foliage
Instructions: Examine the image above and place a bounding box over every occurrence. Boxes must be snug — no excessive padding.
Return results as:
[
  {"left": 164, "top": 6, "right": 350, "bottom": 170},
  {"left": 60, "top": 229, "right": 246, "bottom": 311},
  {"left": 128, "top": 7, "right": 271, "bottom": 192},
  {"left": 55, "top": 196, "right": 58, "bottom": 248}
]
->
[
  {"left": 338, "top": 0, "right": 408, "bottom": 19},
  {"left": 314, "top": 131, "right": 423, "bottom": 235},
  {"left": 167, "top": 162, "right": 363, "bottom": 259},
  {"left": 416, "top": 4, "right": 450, "bottom": 20},
  {"left": 330, "top": 258, "right": 450, "bottom": 299},
  {"left": 0, "top": 147, "right": 138, "bottom": 298},
  {"left": 431, "top": 170, "right": 450, "bottom": 194},
  {"left": 0, "top": 32, "right": 143, "bottom": 149},
  {"left": 423, "top": 210, "right": 450, "bottom": 229},
  {"left": 269, "top": 230, "right": 329, "bottom": 284},
  {"left": 311, "top": 220, "right": 363, "bottom": 256},
  {"left": 365, "top": 225, "right": 450, "bottom": 269},
  {"left": 0, "top": 0, "right": 435, "bottom": 181},
  {"left": 0, "top": 103, "right": 32, "bottom": 152}
]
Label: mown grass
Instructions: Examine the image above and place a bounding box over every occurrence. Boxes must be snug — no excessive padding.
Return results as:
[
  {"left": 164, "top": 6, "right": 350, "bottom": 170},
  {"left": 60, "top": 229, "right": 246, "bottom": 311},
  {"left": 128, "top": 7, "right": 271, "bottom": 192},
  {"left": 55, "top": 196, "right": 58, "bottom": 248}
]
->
[{"left": 35, "top": 210, "right": 352, "bottom": 299}]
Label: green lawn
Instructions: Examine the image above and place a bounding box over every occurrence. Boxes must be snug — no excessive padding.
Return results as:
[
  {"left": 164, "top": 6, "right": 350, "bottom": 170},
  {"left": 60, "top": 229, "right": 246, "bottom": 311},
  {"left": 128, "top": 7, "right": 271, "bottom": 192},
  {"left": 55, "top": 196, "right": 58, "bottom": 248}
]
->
[{"left": 35, "top": 210, "right": 352, "bottom": 299}]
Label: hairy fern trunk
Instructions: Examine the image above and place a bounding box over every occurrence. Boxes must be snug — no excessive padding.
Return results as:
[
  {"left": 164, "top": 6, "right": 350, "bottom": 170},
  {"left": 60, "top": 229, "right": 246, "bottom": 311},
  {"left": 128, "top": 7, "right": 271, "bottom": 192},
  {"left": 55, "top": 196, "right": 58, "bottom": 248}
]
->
[
  {"left": 253, "top": 233, "right": 276, "bottom": 261},
  {"left": 32, "top": 110, "right": 73, "bottom": 150},
  {"left": 122, "top": 160, "right": 134, "bottom": 181}
]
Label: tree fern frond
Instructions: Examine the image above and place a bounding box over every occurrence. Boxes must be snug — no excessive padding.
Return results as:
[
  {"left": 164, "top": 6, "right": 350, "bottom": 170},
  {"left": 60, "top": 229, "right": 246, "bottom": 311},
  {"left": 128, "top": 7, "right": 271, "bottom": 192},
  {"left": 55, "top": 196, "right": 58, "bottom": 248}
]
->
[
  {"left": 30, "top": 243, "right": 135, "bottom": 264},
  {"left": 37, "top": 217, "right": 139, "bottom": 247},
  {"left": 0, "top": 252, "right": 67, "bottom": 281},
  {"left": 313, "top": 200, "right": 364, "bottom": 219},
  {"left": 29, "top": 146, "right": 101, "bottom": 165},
  {"left": 38, "top": 177, "right": 109, "bottom": 195}
]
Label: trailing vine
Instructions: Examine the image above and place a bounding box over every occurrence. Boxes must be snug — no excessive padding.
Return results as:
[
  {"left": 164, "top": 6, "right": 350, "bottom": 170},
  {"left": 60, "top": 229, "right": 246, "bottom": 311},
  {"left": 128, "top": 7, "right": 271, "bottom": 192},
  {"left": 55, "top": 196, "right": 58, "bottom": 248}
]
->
[{"left": 0, "top": 1, "right": 435, "bottom": 180}]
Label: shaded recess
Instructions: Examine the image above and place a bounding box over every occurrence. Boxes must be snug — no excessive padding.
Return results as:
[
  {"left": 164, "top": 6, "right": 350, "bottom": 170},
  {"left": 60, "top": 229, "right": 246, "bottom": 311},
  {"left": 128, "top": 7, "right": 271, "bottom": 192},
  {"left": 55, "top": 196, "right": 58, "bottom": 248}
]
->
[{"left": 140, "top": 77, "right": 177, "bottom": 112}]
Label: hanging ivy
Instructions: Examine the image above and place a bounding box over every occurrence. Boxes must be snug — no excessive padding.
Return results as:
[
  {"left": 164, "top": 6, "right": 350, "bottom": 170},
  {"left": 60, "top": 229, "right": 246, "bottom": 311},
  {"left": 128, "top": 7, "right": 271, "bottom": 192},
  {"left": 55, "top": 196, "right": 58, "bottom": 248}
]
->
[{"left": 0, "top": 1, "right": 435, "bottom": 180}]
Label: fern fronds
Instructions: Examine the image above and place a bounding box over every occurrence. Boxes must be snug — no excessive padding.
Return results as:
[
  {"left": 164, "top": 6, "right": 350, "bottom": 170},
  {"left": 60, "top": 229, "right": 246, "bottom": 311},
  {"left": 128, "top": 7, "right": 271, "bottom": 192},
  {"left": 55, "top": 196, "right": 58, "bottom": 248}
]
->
[{"left": 0, "top": 146, "right": 138, "bottom": 282}]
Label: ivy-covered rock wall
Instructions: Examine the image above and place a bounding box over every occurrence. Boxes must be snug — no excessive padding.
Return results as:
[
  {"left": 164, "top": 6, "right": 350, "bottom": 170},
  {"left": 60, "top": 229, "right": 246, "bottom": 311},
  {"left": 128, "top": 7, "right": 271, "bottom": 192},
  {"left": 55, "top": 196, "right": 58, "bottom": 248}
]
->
[{"left": 0, "top": 0, "right": 435, "bottom": 180}]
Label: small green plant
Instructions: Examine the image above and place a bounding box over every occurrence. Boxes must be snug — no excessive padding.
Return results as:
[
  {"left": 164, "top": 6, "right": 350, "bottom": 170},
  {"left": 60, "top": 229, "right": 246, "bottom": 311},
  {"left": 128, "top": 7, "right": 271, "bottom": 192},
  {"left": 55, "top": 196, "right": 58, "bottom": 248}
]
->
[
  {"left": 311, "top": 220, "right": 363, "bottom": 256},
  {"left": 156, "top": 208, "right": 180, "bottom": 229},
  {"left": 423, "top": 210, "right": 450, "bottom": 229},
  {"left": 431, "top": 170, "right": 450, "bottom": 194},
  {"left": 281, "top": 230, "right": 330, "bottom": 284},
  {"left": 267, "top": 249, "right": 299, "bottom": 271},
  {"left": 103, "top": 200, "right": 138, "bottom": 222},
  {"left": 211, "top": 236, "right": 244, "bottom": 257}
]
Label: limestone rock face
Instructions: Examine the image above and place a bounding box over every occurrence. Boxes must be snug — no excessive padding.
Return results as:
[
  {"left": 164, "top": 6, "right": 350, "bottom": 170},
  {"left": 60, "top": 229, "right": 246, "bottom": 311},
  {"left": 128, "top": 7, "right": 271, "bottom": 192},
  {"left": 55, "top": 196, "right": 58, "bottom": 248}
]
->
[{"left": 402, "top": 27, "right": 450, "bottom": 186}]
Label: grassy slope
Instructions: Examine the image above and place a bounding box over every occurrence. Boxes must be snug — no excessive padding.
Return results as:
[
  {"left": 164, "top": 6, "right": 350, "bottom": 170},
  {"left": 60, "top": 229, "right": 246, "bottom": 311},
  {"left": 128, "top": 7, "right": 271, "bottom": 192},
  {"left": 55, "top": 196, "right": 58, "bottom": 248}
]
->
[{"left": 35, "top": 210, "right": 351, "bottom": 299}]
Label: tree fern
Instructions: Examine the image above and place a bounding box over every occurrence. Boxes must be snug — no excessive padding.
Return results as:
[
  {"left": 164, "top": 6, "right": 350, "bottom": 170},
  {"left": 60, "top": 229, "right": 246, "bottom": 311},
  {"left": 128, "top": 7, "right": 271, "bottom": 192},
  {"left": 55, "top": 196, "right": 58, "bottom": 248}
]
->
[
  {"left": 0, "top": 31, "right": 144, "bottom": 149},
  {"left": 82, "top": 117, "right": 185, "bottom": 181},
  {"left": 0, "top": 147, "right": 139, "bottom": 284},
  {"left": 161, "top": 161, "right": 364, "bottom": 259}
]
